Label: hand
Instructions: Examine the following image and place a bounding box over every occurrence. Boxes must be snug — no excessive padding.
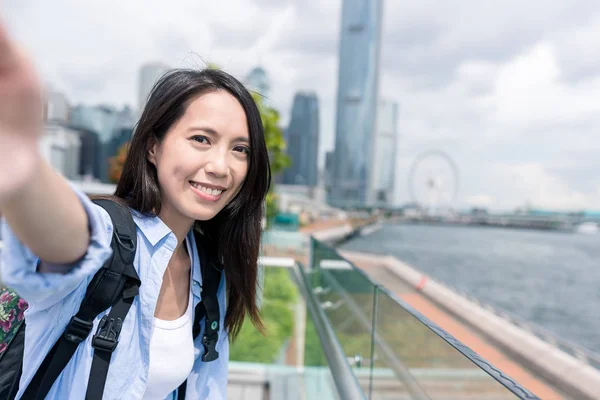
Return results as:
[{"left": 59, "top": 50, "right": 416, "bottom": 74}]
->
[{"left": 0, "top": 21, "right": 44, "bottom": 205}]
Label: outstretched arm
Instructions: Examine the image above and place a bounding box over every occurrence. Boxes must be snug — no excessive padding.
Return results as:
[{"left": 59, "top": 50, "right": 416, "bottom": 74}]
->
[{"left": 0, "top": 22, "right": 89, "bottom": 264}]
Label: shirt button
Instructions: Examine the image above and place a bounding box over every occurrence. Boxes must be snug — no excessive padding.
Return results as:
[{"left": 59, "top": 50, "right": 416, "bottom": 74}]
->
[{"left": 193, "top": 281, "right": 198, "bottom": 286}]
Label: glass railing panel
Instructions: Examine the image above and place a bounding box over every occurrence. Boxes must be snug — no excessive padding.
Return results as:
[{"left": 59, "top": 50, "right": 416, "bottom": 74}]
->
[
  {"left": 306, "top": 266, "right": 376, "bottom": 396},
  {"left": 373, "top": 287, "right": 519, "bottom": 399},
  {"left": 309, "top": 238, "right": 381, "bottom": 397},
  {"left": 261, "top": 230, "right": 308, "bottom": 261},
  {"left": 302, "top": 298, "right": 342, "bottom": 400},
  {"left": 310, "top": 237, "right": 538, "bottom": 399},
  {"left": 229, "top": 264, "right": 305, "bottom": 399},
  {"left": 230, "top": 260, "right": 355, "bottom": 400}
]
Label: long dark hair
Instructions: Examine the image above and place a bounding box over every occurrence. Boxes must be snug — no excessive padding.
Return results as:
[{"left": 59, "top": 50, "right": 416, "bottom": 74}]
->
[{"left": 115, "top": 68, "right": 271, "bottom": 340}]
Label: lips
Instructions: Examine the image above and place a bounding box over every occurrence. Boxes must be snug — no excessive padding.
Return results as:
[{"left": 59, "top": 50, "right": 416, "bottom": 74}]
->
[
  {"left": 190, "top": 181, "right": 224, "bottom": 196},
  {"left": 189, "top": 181, "right": 227, "bottom": 201}
]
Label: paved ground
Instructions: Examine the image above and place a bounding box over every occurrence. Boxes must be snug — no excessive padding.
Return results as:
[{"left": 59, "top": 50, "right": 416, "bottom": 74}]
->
[{"left": 345, "top": 254, "right": 566, "bottom": 400}]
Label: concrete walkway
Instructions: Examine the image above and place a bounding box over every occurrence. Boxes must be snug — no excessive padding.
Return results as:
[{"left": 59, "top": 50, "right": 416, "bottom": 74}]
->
[{"left": 344, "top": 252, "right": 566, "bottom": 400}]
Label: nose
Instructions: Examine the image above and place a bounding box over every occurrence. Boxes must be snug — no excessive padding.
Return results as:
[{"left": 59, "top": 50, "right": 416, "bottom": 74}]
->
[{"left": 204, "top": 149, "right": 229, "bottom": 178}]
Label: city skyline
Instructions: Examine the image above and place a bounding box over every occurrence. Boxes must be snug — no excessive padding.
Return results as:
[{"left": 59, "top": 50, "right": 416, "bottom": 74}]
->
[{"left": 7, "top": 1, "right": 600, "bottom": 211}]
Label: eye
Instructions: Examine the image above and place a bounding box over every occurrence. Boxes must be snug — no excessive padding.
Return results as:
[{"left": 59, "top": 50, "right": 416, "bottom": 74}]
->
[
  {"left": 191, "top": 135, "right": 210, "bottom": 144},
  {"left": 234, "top": 145, "right": 250, "bottom": 155}
]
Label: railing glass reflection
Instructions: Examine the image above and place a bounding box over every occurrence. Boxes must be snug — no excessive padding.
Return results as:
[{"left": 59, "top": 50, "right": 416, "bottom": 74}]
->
[{"left": 309, "top": 238, "right": 539, "bottom": 400}]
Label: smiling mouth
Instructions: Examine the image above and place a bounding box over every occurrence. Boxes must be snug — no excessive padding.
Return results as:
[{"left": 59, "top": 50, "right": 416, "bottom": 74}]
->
[{"left": 189, "top": 181, "right": 227, "bottom": 200}]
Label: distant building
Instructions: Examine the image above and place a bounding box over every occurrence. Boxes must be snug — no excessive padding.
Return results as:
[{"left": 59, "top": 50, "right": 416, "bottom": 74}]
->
[
  {"left": 70, "top": 105, "right": 119, "bottom": 143},
  {"left": 40, "top": 122, "right": 81, "bottom": 180},
  {"left": 138, "top": 62, "right": 170, "bottom": 113},
  {"left": 70, "top": 105, "right": 133, "bottom": 182},
  {"left": 44, "top": 86, "right": 70, "bottom": 123},
  {"left": 282, "top": 92, "right": 320, "bottom": 187},
  {"left": 328, "top": 0, "right": 383, "bottom": 208},
  {"left": 69, "top": 127, "right": 102, "bottom": 181},
  {"left": 369, "top": 99, "right": 398, "bottom": 206},
  {"left": 115, "top": 105, "right": 136, "bottom": 132},
  {"left": 324, "top": 151, "right": 335, "bottom": 190},
  {"left": 245, "top": 67, "right": 270, "bottom": 98}
]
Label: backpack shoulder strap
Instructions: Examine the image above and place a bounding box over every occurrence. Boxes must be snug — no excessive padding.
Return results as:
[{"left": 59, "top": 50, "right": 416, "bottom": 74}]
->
[
  {"left": 177, "top": 230, "right": 223, "bottom": 400},
  {"left": 21, "top": 199, "right": 139, "bottom": 400},
  {"left": 85, "top": 199, "right": 140, "bottom": 400}
]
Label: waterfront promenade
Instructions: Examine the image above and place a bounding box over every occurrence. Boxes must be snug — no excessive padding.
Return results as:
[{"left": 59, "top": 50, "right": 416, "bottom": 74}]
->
[
  {"left": 293, "top": 218, "right": 600, "bottom": 399},
  {"left": 341, "top": 250, "right": 562, "bottom": 399}
]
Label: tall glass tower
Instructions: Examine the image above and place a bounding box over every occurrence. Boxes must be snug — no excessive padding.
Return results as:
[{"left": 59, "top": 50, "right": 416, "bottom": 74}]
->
[
  {"left": 370, "top": 99, "right": 399, "bottom": 206},
  {"left": 138, "top": 62, "right": 170, "bottom": 113},
  {"left": 283, "top": 92, "right": 320, "bottom": 187},
  {"left": 328, "top": 0, "right": 383, "bottom": 208},
  {"left": 245, "top": 67, "right": 271, "bottom": 99}
]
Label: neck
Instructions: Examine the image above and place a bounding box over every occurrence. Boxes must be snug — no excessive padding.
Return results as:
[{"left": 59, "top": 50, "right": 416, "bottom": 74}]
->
[{"left": 158, "top": 204, "right": 194, "bottom": 254}]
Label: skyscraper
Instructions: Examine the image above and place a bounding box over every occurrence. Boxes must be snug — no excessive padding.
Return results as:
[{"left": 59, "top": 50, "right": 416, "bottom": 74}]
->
[
  {"left": 370, "top": 99, "right": 399, "bottom": 206},
  {"left": 245, "top": 67, "right": 270, "bottom": 98},
  {"left": 39, "top": 123, "right": 81, "bottom": 180},
  {"left": 44, "top": 86, "right": 70, "bottom": 123},
  {"left": 282, "top": 92, "right": 320, "bottom": 187},
  {"left": 328, "top": 0, "right": 383, "bottom": 208},
  {"left": 138, "top": 62, "right": 170, "bottom": 113},
  {"left": 70, "top": 105, "right": 119, "bottom": 143},
  {"left": 70, "top": 127, "right": 102, "bottom": 181}
]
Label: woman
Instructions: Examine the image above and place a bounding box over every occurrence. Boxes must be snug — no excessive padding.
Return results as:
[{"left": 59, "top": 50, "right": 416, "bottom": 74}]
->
[{"left": 0, "top": 22, "right": 270, "bottom": 399}]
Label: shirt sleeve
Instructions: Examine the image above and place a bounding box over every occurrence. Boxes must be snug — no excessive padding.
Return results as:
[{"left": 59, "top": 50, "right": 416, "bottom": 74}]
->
[{"left": 0, "top": 183, "right": 114, "bottom": 312}]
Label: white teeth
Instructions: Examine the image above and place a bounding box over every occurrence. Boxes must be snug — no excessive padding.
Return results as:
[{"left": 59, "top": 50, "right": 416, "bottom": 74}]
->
[{"left": 191, "top": 182, "right": 223, "bottom": 196}]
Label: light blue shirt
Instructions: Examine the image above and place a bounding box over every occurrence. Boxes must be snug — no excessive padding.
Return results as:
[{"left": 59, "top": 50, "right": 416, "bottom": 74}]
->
[{"left": 0, "top": 186, "right": 229, "bottom": 399}]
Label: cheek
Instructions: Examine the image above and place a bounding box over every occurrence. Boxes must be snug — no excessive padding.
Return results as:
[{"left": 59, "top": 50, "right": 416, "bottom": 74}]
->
[
  {"left": 235, "top": 163, "right": 249, "bottom": 186},
  {"left": 157, "top": 143, "right": 196, "bottom": 182}
]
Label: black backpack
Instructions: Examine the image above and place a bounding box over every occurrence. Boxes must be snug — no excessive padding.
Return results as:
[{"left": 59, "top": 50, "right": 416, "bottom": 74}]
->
[{"left": 0, "top": 199, "right": 223, "bottom": 400}]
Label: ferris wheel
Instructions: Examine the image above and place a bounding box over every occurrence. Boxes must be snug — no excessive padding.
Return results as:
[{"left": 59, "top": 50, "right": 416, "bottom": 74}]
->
[{"left": 408, "top": 150, "right": 459, "bottom": 214}]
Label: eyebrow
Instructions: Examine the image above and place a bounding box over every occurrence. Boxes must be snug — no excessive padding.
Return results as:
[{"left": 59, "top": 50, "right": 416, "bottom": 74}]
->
[{"left": 188, "top": 126, "right": 249, "bottom": 144}]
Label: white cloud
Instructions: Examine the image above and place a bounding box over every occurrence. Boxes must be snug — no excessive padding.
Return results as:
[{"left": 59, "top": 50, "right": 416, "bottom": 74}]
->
[
  {"left": 482, "top": 42, "right": 600, "bottom": 128},
  {"left": 5, "top": 0, "right": 600, "bottom": 211}
]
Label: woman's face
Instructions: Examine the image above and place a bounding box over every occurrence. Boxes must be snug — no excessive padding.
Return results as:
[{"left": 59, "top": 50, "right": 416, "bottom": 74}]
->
[{"left": 148, "top": 90, "right": 250, "bottom": 224}]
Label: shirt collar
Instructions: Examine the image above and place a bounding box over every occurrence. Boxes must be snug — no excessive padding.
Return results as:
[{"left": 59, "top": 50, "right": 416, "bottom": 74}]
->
[
  {"left": 131, "top": 210, "right": 172, "bottom": 247},
  {"left": 131, "top": 210, "right": 202, "bottom": 286}
]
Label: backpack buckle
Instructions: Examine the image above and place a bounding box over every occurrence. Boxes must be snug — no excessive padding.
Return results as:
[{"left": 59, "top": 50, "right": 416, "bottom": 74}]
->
[
  {"left": 63, "top": 316, "right": 94, "bottom": 344},
  {"left": 92, "top": 315, "right": 122, "bottom": 353},
  {"left": 201, "top": 334, "right": 219, "bottom": 362}
]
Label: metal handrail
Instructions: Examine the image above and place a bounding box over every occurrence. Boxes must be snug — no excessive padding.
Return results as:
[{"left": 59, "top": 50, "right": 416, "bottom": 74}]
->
[
  {"left": 310, "top": 238, "right": 541, "bottom": 400},
  {"left": 440, "top": 281, "right": 600, "bottom": 370},
  {"left": 318, "top": 268, "right": 431, "bottom": 400},
  {"left": 291, "top": 262, "right": 367, "bottom": 400}
]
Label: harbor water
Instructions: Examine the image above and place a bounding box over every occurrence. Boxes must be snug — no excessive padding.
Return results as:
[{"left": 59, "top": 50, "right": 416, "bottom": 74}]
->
[{"left": 339, "top": 223, "right": 600, "bottom": 354}]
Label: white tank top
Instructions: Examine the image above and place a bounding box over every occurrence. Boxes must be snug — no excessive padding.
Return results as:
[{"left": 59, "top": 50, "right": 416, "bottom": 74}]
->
[{"left": 144, "top": 289, "right": 195, "bottom": 399}]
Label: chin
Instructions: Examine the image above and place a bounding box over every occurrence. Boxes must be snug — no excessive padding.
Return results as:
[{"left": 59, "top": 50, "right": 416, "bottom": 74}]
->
[{"left": 187, "top": 204, "right": 223, "bottom": 222}]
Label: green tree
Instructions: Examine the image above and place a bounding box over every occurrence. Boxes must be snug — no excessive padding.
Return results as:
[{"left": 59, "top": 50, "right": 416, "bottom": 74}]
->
[
  {"left": 108, "top": 142, "right": 129, "bottom": 183},
  {"left": 230, "top": 267, "right": 298, "bottom": 362},
  {"left": 251, "top": 92, "right": 291, "bottom": 225}
]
